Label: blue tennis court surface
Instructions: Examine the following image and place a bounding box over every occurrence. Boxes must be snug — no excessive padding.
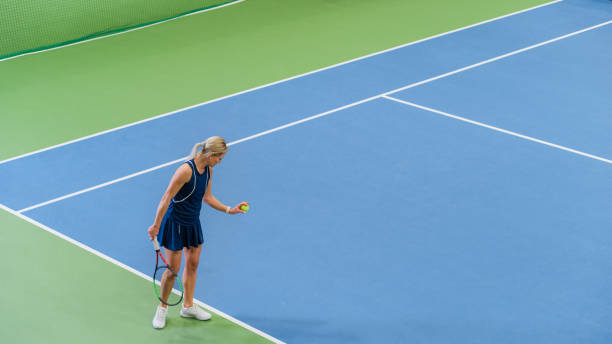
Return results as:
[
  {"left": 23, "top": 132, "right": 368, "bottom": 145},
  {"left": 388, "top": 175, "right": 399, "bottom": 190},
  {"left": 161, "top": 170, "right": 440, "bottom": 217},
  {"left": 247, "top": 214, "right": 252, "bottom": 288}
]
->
[{"left": 2, "top": 1, "right": 611, "bottom": 342}]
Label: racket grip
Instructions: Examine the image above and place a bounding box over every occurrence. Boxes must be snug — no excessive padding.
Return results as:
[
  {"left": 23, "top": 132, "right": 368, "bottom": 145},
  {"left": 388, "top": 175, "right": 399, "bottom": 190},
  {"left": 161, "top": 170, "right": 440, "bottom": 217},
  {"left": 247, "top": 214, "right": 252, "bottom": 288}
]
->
[{"left": 152, "top": 237, "right": 160, "bottom": 251}]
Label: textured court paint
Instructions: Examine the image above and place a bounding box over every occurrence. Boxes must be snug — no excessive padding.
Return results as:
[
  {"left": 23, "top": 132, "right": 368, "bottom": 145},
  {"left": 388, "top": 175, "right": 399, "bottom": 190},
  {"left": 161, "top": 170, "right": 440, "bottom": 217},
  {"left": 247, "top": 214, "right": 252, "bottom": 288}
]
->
[
  {"left": 0, "top": 208, "right": 273, "bottom": 344},
  {"left": 0, "top": 0, "right": 551, "bottom": 161}
]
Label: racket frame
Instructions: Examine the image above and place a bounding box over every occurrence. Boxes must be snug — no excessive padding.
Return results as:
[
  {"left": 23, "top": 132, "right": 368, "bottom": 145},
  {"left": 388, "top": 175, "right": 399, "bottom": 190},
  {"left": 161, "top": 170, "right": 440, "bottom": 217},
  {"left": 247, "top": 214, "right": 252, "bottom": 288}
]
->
[{"left": 152, "top": 238, "right": 184, "bottom": 306}]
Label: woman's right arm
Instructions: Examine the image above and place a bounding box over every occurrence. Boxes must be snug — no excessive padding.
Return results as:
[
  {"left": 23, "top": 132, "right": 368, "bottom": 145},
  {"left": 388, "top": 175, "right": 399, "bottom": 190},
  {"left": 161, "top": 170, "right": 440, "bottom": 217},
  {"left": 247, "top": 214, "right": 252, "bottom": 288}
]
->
[{"left": 147, "top": 164, "right": 192, "bottom": 240}]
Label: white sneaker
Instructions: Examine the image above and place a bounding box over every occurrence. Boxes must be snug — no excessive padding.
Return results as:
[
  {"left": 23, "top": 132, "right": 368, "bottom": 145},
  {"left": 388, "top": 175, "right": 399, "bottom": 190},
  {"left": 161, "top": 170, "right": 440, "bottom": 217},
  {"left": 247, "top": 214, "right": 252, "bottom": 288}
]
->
[
  {"left": 180, "top": 305, "right": 211, "bottom": 321},
  {"left": 152, "top": 306, "right": 168, "bottom": 329}
]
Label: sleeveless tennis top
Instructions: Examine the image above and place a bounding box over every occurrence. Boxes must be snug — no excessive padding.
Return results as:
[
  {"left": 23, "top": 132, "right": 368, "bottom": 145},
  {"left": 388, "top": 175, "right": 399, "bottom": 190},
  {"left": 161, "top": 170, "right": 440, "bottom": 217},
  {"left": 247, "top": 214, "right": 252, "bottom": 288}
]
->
[{"left": 167, "top": 160, "right": 210, "bottom": 225}]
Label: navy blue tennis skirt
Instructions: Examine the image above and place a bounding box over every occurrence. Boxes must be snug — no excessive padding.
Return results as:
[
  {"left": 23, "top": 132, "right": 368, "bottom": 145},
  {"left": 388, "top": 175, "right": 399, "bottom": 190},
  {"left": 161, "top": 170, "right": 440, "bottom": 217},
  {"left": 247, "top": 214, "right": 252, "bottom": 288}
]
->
[{"left": 157, "top": 214, "right": 204, "bottom": 251}]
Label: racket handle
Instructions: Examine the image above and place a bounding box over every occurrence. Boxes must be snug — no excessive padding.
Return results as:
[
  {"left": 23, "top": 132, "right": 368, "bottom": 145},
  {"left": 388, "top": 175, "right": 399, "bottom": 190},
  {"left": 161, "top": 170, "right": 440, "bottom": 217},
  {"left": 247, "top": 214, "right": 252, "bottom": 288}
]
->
[{"left": 152, "top": 237, "right": 160, "bottom": 251}]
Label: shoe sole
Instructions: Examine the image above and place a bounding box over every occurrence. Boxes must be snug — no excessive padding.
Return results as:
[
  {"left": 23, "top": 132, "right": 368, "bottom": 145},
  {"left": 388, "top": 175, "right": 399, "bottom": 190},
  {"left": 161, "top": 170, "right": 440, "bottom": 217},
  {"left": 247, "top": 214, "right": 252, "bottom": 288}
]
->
[{"left": 180, "top": 312, "right": 211, "bottom": 321}]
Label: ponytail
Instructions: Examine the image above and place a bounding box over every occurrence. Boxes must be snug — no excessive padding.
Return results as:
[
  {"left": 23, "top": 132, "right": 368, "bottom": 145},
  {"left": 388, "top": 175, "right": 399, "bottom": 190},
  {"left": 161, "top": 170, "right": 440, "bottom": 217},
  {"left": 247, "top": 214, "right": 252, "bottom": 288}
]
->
[
  {"left": 189, "top": 141, "right": 206, "bottom": 159},
  {"left": 189, "top": 136, "right": 228, "bottom": 159}
]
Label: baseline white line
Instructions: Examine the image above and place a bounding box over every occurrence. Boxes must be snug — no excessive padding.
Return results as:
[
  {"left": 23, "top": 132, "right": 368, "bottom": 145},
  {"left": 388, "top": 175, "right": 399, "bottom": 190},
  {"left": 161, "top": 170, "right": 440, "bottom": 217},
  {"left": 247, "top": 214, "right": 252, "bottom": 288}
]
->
[
  {"left": 0, "top": 0, "right": 246, "bottom": 63},
  {"left": 17, "top": 18, "right": 610, "bottom": 213},
  {"left": 0, "top": 202, "right": 284, "bottom": 344},
  {"left": 383, "top": 96, "right": 612, "bottom": 165},
  {"left": 0, "top": 0, "right": 563, "bottom": 166}
]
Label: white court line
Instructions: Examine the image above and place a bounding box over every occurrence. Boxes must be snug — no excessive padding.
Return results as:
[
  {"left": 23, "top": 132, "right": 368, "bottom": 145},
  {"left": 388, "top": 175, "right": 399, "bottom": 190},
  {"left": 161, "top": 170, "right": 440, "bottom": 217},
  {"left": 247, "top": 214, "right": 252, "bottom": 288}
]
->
[
  {"left": 18, "top": 156, "right": 188, "bottom": 213},
  {"left": 383, "top": 96, "right": 612, "bottom": 165},
  {"left": 380, "top": 19, "right": 612, "bottom": 97},
  {"left": 0, "top": 202, "right": 284, "bottom": 344},
  {"left": 0, "top": 0, "right": 563, "bottom": 166},
  {"left": 17, "top": 96, "right": 377, "bottom": 213},
  {"left": 17, "top": 18, "right": 611, "bottom": 213},
  {"left": 0, "top": 0, "right": 246, "bottom": 63}
]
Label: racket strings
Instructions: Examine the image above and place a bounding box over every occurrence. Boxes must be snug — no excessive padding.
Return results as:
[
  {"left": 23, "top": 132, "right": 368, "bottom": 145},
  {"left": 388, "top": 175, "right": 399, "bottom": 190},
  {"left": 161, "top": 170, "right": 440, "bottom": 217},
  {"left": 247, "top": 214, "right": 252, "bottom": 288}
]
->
[{"left": 153, "top": 251, "right": 183, "bottom": 306}]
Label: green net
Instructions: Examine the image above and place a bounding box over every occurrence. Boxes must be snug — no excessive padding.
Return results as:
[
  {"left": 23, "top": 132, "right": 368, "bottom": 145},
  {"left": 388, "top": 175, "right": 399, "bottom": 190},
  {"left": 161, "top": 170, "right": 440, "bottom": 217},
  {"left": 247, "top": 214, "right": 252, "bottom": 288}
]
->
[{"left": 0, "top": 0, "right": 239, "bottom": 60}]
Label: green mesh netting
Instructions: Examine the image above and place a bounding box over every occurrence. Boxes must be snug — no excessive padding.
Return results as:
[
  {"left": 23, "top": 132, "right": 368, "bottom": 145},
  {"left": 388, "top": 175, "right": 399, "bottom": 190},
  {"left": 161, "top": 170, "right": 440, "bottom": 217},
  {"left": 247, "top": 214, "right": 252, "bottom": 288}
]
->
[{"left": 0, "top": 0, "right": 239, "bottom": 60}]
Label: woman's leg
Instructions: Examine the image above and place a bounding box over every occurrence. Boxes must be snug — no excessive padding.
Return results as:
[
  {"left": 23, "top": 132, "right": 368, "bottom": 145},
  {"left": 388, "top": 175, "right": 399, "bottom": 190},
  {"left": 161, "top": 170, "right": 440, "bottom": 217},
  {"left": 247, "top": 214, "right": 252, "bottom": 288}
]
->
[
  {"left": 182, "top": 244, "right": 203, "bottom": 308},
  {"left": 159, "top": 248, "right": 182, "bottom": 308}
]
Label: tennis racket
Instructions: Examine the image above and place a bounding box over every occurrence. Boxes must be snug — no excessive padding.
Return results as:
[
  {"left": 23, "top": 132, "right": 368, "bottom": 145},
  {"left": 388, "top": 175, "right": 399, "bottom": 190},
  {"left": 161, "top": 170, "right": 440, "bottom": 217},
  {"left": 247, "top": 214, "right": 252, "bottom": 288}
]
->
[{"left": 152, "top": 238, "right": 183, "bottom": 306}]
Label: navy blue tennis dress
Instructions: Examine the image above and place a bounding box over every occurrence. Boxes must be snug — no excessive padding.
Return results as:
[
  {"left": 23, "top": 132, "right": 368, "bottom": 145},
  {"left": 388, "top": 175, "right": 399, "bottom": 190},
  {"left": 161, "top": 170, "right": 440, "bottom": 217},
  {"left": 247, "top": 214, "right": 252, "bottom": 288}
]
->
[{"left": 157, "top": 159, "right": 209, "bottom": 251}]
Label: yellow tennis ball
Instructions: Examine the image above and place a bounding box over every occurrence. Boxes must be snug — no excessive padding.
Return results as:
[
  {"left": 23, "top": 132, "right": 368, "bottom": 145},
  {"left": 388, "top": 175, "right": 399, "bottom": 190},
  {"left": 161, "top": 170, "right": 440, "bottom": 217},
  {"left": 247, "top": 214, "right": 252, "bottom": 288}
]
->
[{"left": 240, "top": 204, "right": 249, "bottom": 212}]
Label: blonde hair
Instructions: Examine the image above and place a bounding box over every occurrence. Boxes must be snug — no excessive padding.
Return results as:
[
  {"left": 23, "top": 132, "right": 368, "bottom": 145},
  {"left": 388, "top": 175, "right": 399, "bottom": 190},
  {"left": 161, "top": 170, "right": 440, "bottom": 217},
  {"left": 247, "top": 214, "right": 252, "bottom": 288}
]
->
[{"left": 190, "top": 136, "right": 228, "bottom": 159}]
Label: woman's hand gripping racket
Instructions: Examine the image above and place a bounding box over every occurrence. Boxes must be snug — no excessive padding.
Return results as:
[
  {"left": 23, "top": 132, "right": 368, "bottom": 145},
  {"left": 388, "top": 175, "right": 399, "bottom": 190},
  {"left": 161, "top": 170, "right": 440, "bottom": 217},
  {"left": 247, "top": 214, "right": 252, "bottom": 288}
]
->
[{"left": 152, "top": 238, "right": 183, "bottom": 306}]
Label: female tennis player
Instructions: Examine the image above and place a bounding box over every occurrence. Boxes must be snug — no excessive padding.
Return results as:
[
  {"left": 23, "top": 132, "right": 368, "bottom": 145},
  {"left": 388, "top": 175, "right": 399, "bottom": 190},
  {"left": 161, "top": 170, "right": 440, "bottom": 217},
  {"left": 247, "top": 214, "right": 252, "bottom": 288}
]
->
[{"left": 147, "top": 136, "right": 247, "bottom": 329}]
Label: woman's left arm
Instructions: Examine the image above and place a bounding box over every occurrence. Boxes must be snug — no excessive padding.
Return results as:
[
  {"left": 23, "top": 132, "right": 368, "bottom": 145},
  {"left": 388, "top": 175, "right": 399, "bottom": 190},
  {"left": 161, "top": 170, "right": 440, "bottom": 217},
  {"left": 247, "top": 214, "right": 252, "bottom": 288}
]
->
[{"left": 203, "top": 167, "right": 246, "bottom": 214}]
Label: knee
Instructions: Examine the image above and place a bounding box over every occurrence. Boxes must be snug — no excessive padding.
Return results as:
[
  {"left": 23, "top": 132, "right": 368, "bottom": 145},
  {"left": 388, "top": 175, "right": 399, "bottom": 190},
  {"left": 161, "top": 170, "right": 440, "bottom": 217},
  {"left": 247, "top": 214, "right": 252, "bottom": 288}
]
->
[
  {"left": 185, "top": 260, "right": 199, "bottom": 274},
  {"left": 163, "top": 269, "right": 177, "bottom": 281}
]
